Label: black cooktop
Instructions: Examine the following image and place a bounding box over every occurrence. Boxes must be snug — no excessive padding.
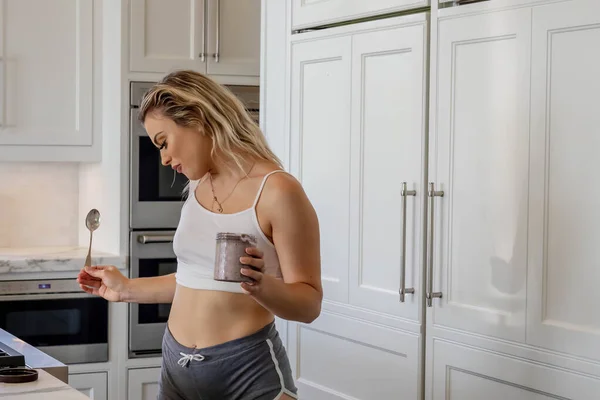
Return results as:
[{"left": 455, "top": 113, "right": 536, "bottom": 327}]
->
[{"left": 0, "top": 342, "right": 25, "bottom": 369}]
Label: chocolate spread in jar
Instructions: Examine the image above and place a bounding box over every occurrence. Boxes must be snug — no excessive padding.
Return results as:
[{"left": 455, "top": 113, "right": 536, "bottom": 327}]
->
[{"left": 213, "top": 232, "right": 258, "bottom": 282}]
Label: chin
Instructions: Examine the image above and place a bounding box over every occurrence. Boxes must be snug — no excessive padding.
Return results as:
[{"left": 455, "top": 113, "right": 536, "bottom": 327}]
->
[{"left": 184, "top": 171, "right": 200, "bottom": 180}]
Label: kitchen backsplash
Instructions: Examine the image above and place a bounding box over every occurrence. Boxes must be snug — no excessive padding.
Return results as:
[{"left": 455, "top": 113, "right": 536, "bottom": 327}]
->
[{"left": 0, "top": 163, "right": 79, "bottom": 248}]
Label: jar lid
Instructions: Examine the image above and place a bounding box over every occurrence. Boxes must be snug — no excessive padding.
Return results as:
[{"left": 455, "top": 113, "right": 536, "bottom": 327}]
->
[{"left": 216, "top": 232, "right": 257, "bottom": 243}]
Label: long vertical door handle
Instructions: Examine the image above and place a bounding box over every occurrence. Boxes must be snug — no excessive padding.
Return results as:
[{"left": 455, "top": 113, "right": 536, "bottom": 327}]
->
[
  {"left": 213, "top": 0, "right": 220, "bottom": 62},
  {"left": 199, "top": 0, "right": 206, "bottom": 61},
  {"left": 399, "top": 182, "right": 416, "bottom": 302},
  {"left": 0, "top": 57, "right": 4, "bottom": 128},
  {"left": 427, "top": 182, "right": 444, "bottom": 307}
]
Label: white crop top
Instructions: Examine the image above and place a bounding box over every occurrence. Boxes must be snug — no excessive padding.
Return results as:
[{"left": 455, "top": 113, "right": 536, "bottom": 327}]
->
[{"left": 172, "top": 170, "right": 285, "bottom": 293}]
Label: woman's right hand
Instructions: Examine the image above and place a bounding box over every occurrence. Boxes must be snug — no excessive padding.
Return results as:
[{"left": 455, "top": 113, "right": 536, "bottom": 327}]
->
[{"left": 77, "top": 265, "right": 129, "bottom": 302}]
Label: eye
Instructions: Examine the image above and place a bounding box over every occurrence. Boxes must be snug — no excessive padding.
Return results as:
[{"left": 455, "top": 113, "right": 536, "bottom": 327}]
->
[{"left": 158, "top": 141, "right": 167, "bottom": 150}]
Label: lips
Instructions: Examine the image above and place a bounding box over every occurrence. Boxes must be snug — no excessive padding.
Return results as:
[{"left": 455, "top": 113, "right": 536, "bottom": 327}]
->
[{"left": 172, "top": 164, "right": 183, "bottom": 174}]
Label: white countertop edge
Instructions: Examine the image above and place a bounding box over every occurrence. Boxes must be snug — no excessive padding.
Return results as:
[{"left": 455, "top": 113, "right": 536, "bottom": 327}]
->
[
  {"left": 0, "top": 247, "right": 127, "bottom": 274},
  {"left": 0, "top": 369, "right": 89, "bottom": 399}
]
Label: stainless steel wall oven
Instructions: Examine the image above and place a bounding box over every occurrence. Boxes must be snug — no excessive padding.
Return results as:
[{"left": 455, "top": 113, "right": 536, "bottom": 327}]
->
[{"left": 0, "top": 279, "right": 109, "bottom": 364}]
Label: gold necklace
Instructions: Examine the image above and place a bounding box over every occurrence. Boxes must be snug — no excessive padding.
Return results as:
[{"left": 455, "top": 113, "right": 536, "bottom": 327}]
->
[{"left": 208, "top": 163, "right": 255, "bottom": 213}]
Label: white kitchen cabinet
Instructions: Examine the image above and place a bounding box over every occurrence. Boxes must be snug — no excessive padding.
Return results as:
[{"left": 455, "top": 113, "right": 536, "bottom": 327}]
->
[
  {"left": 291, "top": 0, "right": 429, "bottom": 30},
  {"left": 128, "top": 367, "right": 161, "bottom": 400},
  {"left": 0, "top": 0, "right": 99, "bottom": 161},
  {"left": 129, "top": 0, "right": 205, "bottom": 73},
  {"left": 269, "top": 0, "right": 600, "bottom": 399},
  {"left": 287, "top": 311, "right": 420, "bottom": 399},
  {"left": 69, "top": 372, "right": 108, "bottom": 400},
  {"left": 347, "top": 22, "right": 427, "bottom": 322},
  {"left": 430, "top": 340, "right": 596, "bottom": 400},
  {"left": 526, "top": 0, "right": 600, "bottom": 362},
  {"left": 429, "top": 6, "right": 532, "bottom": 343},
  {"left": 130, "top": 0, "right": 260, "bottom": 78},
  {"left": 205, "top": 0, "right": 261, "bottom": 77},
  {"left": 290, "top": 34, "right": 352, "bottom": 305},
  {"left": 288, "top": 13, "right": 427, "bottom": 399},
  {"left": 425, "top": 1, "right": 600, "bottom": 398},
  {"left": 290, "top": 14, "right": 427, "bottom": 319}
]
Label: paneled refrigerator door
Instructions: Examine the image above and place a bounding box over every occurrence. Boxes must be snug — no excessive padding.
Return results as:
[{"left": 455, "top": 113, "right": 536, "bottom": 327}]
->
[
  {"left": 289, "top": 35, "right": 353, "bottom": 305},
  {"left": 348, "top": 21, "right": 428, "bottom": 322},
  {"left": 427, "top": 7, "right": 532, "bottom": 344},
  {"left": 526, "top": 0, "right": 600, "bottom": 362},
  {"left": 286, "top": 14, "right": 428, "bottom": 400}
]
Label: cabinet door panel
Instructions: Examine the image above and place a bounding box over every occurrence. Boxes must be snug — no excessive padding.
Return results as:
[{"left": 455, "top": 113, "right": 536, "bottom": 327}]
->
[
  {"left": 130, "top": 0, "right": 205, "bottom": 73},
  {"left": 206, "top": 0, "right": 260, "bottom": 76},
  {"left": 429, "top": 340, "right": 600, "bottom": 400},
  {"left": 430, "top": 8, "right": 531, "bottom": 342},
  {"left": 128, "top": 367, "right": 161, "bottom": 400},
  {"left": 527, "top": 0, "right": 600, "bottom": 361},
  {"left": 0, "top": 0, "right": 93, "bottom": 146},
  {"left": 289, "top": 37, "right": 352, "bottom": 303},
  {"left": 288, "top": 312, "right": 420, "bottom": 399},
  {"left": 348, "top": 22, "right": 427, "bottom": 321},
  {"left": 69, "top": 372, "right": 108, "bottom": 400}
]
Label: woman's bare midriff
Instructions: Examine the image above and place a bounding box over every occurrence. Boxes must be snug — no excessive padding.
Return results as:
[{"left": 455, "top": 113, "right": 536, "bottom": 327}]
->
[{"left": 167, "top": 284, "right": 274, "bottom": 349}]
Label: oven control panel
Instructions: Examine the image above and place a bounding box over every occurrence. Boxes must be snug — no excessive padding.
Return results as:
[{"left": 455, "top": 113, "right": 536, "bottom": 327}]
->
[{"left": 0, "top": 279, "right": 80, "bottom": 296}]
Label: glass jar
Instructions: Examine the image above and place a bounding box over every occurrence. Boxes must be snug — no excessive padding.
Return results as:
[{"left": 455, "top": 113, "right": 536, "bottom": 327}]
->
[{"left": 213, "top": 233, "right": 258, "bottom": 282}]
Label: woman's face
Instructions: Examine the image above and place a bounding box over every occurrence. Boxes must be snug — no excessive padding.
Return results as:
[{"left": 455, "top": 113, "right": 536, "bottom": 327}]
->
[{"left": 144, "top": 112, "right": 213, "bottom": 180}]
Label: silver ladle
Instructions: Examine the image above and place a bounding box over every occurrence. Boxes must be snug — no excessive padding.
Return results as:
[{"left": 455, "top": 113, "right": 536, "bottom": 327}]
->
[{"left": 84, "top": 209, "right": 101, "bottom": 268}]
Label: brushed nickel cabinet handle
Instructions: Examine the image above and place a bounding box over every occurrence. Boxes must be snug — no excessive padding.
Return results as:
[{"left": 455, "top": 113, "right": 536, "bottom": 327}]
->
[
  {"left": 213, "top": 0, "right": 220, "bottom": 62},
  {"left": 399, "top": 182, "right": 416, "bottom": 302},
  {"left": 0, "top": 57, "right": 4, "bottom": 127},
  {"left": 199, "top": 0, "right": 206, "bottom": 61},
  {"left": 426, "top": 182, "right": 444, "bottom": 307}
]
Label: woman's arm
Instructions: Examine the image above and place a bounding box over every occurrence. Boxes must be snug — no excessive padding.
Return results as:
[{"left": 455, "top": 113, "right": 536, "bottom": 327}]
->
[
  {"left": 241, "top": 173, "right": 323, "bottom": 323},
  {"left": 78, "top": 266, "right": 176, "bottom": 304},
  {"left": 122, "top": 273, "right": 177, "bottom": 304}
]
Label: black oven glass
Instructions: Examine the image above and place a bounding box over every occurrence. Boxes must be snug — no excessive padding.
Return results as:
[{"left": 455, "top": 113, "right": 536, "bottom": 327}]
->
[
  {"left": 138, "top": 136, "right": 189, "bottom": 202},
  {"left": 0, "top": 297, "right": 108, "bottom": 347},
  {"left": 138, "top": 258, "right": 177, "bottom": 324}
]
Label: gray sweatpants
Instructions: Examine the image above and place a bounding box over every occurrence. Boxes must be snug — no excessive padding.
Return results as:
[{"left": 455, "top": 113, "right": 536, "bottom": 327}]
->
[{"left": 158, "top": 321, "right": 298, "bottom": 400}]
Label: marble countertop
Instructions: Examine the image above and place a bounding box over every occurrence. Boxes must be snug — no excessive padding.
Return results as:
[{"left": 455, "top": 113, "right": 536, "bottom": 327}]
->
[
  {"left": 0, "top": 368, "right": 88, "bottom": 399},
  {"left": 0, "top": 246, "right": 125, "bottom": 274},
  {"left": 0, "top": 329, "right": 68, "bottom": 383},
  {"left": 0, "top": 328, "right": 86, "bottom": 398}
]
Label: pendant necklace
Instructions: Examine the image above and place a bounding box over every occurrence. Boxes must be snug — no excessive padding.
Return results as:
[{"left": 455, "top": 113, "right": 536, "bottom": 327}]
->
[{"left": 208, "top": 163, "right": 255, "bottom": 213}]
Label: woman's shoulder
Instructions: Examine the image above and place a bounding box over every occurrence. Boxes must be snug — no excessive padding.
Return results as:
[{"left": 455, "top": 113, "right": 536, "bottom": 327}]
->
[{"left": 258, "top": 168, "right": 311, "bottom": 211}]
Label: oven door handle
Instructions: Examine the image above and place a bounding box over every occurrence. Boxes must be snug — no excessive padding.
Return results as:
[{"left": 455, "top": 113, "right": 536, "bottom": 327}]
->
[
  {"left": 137, "top": 234, "right": 175, "bottom": 244},
  {"left": 0, "top": 292, "right": 95, "bottom": 301}
]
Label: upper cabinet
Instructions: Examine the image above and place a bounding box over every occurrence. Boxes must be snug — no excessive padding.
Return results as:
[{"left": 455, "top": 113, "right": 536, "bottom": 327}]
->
[
  {"left": 0, "top": 0, "right": 100, "bottom": 162},
  {"left": 129, "top": 0, "right": 205, "bottom": 73},
  {"left": 291, "top": 0, "right": 430, "bottom": 30},
  {"left": 130, "top": 0, "right": 261, "bottom": 78}
]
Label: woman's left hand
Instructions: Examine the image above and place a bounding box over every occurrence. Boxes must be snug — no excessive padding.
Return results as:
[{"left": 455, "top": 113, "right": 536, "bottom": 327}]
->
[{"left": 240, "top": 247, "right": 269, "bottom": 295}]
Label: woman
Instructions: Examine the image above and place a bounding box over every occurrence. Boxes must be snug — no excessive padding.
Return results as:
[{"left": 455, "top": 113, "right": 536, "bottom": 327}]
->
[{"left": 77, "top": 70, "right": 322, "bottom": 400}]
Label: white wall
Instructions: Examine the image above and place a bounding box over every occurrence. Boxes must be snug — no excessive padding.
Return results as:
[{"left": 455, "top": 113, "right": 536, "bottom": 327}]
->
[{"left": 0, "top": 162, "right": 79, "bottom": 247}]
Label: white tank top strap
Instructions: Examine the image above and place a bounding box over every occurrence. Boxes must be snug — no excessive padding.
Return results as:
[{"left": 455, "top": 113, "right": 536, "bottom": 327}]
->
[
  {"left": 187, "top": 179, "right": 201, "bottom": 193},
  {"left": 187, "top": 172, "right": 210, "bottom": 194},
  {"left": 252, "top": 170, "right": 287, "bottom": 208}
]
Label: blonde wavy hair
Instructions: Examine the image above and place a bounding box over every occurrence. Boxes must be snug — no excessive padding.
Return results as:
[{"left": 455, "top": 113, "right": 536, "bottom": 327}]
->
[{"left": 138, "top": 70, "right": 282, "bottom": 177}]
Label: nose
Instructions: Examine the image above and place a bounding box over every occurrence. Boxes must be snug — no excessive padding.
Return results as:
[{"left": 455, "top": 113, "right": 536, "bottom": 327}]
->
[{"left": 160, "top": 153, "right": 171, "bottom": 166}]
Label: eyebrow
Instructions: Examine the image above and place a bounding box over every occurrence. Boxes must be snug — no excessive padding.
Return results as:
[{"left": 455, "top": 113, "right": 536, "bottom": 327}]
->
[{"left": 152, "top": 131, "right": 164, "bottom": 147}]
